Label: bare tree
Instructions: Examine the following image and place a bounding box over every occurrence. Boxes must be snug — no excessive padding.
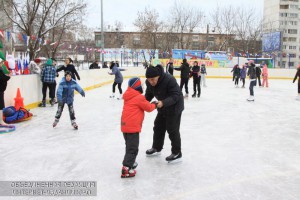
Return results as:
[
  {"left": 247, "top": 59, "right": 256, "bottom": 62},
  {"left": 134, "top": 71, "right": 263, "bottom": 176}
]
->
[
  {"left": 2, "top": 0, "right": 87, "bottom": 59},
  {"left": 133, "top": 7, "right": 163, "bottom": 49},
  {"left": 233, "top": 7, "right": 263, "bottom": 54},
  {"left": 169, "top": 1, "right": 205, "bottom": 49},
  {"left": 210, "top": 5, "right": 237, "bottom": 51}
]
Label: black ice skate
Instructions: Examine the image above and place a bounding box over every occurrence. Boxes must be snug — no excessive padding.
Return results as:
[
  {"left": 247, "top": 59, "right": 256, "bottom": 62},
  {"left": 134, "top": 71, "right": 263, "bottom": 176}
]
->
[
  {"left": 192, "top": 93, "right": 196, "bottom": 98},
  {"left": 166, "top": 152, "right": 182, "bottom": 163},
  {"left": 197, "top": 93, "right": 200, "bottom": 98},
  {"left": 71, "top": 121, "right": 78, "bottom": 130},
  {"left": 146, "top": 148, "right": 161, "bottom": 156},
  {"left": 38, "top": 100, "right": 46, "bottom": 107},
  {"left": 50, "top": 98, "right": 55, "bottom": 106}
]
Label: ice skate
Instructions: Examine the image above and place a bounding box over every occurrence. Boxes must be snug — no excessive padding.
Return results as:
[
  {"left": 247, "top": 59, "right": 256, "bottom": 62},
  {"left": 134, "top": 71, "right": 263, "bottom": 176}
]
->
[
  {"left": 50, "top": 98, "right": 55, "bottom": 106},
  {"left": 197, "top": 93, "right": 200, "bottom": 98},
  {"left": 52, "top": 118, "right": 59, "bottom": 128},
  {"left": 146, "top": 148, "right": 161, "bottom": 156},
  {"left": 247, "top": 95, "right": 255, "bottom": 102},
  {"left": 117, "top": 94, "right": 123, "bottom": 100},
  {"left": 121, "top": 166, "right": 136, "bottom": 178},
  {"left": 192, "top": 93, "right": 196, "bottom": 98},
  {"left": 71, "top": 120, "right": 78, "bottom": 130},
  {"left": 38, "top": 100, "right": 46, "bottom": 107},
  {"left": 166, "top": 152, "right": 182, "bottom": 164},
  {"left": 109, "top": 93, "right": 115, "bottom": 98},
  {"left": 184, "top": 93, "right": 189, "bottom": 98}
]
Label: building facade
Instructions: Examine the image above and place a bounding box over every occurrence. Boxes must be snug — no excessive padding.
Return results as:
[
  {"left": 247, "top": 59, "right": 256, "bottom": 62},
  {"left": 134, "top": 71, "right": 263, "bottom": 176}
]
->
[
  {"left": 263, "top": 0, "right": 300, "bottom": 68},
  {"left": 94, "top": 31, "right": 231, "bottom": 56}
]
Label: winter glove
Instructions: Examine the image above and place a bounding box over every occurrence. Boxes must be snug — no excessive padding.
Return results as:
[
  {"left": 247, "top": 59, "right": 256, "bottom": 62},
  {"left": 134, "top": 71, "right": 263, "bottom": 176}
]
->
[
  {"left": 81, "top": 92, "right": 85, "bottom": 97},
  {"left": 151, "top": 101, "right": 158, "bottom": 108}
]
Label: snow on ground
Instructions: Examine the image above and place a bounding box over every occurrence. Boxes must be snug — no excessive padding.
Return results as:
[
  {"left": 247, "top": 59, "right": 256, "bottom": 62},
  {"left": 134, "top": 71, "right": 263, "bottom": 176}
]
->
[{"left": 0, "top": 78, "right": 300, "bottom": 200}]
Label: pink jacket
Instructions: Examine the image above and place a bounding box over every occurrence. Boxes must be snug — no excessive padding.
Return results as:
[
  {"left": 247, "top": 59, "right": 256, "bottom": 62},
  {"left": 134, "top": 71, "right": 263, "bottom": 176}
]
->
[{"left": 262, "top": 65, "right": 268, "bottom": 76}]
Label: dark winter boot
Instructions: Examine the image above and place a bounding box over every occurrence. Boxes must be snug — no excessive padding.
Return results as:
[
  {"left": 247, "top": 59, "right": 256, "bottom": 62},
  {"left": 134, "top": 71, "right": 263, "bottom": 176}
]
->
[
  {"left": 146, "top": 148, "right": 161, "bottom": 156},
  {"left": 192, "top": 93, "right": 196, "bottom": 98},
  {"left": 197, "top": 93, "right": 200, "bottom": 98}
]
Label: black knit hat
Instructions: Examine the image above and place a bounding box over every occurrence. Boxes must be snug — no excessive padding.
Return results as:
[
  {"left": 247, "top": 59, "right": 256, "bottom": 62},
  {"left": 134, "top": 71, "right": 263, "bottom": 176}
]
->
[
  {"left": 146, "top": 66, "right": 160, "bottom": 78},
  {"left": 65, "top": 71, "right": 72, "bottom": 77}
]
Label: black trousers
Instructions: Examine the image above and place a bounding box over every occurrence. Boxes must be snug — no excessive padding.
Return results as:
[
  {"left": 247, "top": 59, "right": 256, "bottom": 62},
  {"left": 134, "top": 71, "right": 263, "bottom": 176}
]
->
[
  {"left": 112, "top": 82, "right": 122, "bottom": 94},
  {"left": 122, "top": 133, "right": 139, "bottom": 168},
  {"left": 42, "top": 82, "right": 55, "bottom": 100},
  {"left": 55, "top": 103, "right": 75, "bottom": 121},
  {"left": 241, "top": 78, "right": 245, "bottom": 87},
  {"left": 298, "top": 81, "right": 300, "bottom": 93},
  {"left": 0, "top": 92, "right": 5, "bottom": 110},
  {"left": 234, "top": 77, "right": 239, "bottom": 85},
  {"left": 152, "top": 112, "right": 182, "bottom": 154},
  {"left": 180, "top": 78, "right": 189, "bottom": 94},
  {"left": 249, "top": 80, "right": 257, "bottom": 96},
  {"left": 193, "top": 77, "right": 201, "bottom": 95},
  {"left": 257, "top": 76, "right": 261, "bottom": 86}
]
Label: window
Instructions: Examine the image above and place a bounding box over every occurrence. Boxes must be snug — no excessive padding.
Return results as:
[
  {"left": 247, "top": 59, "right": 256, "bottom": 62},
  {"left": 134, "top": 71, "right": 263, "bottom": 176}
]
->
[
  {"left": 289, "top": 21, "right": 298, "bottom": 26},
  {"left": 192, "top": 42, "right": 200, "bottom": 48},
  {"left": 289, "top": 13, "right": 298, "bottom": 18},
  {"left": 280, "top": 13, "right": 288, "bottom": 17},
  {"left": 133, "top": 34, "right": 140, "bottom": 46},
  {"left": 289, "top": 53, "right": 296, "bottom": 58},
  {"left": 289, "top": 46, "right": 297, "bottom": 49},
  {"left": 288, "top": 37, "right": 297, "bottom": 42},
  {"left": 290, "top": 5, "right": 299, "bottom": 9},
  {"left": 192, "top": 35, "right": 199, "bottom": 41},
  {"left": 208, "top": 41, "right": 214, "bottom": 47},
  {"left": 280, "top": 5, "right": 289, "bottom": 9},
  {"left": 288, "top": 29, "right": 298, "bottom": 34}
]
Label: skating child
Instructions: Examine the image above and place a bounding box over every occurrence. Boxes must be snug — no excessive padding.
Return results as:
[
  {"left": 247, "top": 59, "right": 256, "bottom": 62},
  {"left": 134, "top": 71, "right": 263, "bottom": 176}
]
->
[
  {"left": 53, "top": 71, "right": 85, "bottom": 129},
  {"left": 120, "top": 77, "right": 157, "bottom": 178},
  {"left": 262, "top": 64, "right": 269, "bottom": 88},
  {"left": 108, "top": 61, "right": 126, "bottom": 100},
  {"left": 293, "top": 65, "right": 300, "bottom": 100},
  {"left": 191, "top": 61, "right": 201, "bottom": 98}
]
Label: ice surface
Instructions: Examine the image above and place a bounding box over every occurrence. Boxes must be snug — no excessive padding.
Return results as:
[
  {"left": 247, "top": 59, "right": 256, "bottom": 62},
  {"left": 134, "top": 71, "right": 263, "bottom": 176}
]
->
[{"left": 0, "top": 79, "right": 300, "bottom": 200}]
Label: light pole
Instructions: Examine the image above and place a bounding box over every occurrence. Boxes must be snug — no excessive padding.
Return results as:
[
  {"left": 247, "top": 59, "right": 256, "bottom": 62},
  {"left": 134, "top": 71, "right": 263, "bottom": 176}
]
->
[{"left": 101, "top": 0, "right": 104, "bottom": 66}]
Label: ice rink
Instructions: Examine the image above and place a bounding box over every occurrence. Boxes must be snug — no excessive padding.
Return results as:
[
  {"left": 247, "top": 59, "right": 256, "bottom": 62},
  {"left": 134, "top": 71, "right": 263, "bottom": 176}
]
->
[{"left": 1, "top": 78, "right": 300, "bottom": 200}]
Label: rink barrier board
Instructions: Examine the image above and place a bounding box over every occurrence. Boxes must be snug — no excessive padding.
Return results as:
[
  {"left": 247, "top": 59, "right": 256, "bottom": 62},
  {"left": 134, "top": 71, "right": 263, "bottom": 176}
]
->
[{"left": 5, "top": 68, "right": 296, "bottom": 110}]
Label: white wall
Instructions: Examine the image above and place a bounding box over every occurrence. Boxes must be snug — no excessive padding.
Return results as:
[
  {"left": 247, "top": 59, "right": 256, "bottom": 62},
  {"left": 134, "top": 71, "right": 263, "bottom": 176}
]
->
[{"left": 4, "top": 67, "right": 297, "bottom": 108}]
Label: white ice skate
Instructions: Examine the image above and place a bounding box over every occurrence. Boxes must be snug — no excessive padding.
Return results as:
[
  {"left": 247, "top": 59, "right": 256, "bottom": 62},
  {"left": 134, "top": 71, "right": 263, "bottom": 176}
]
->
[{"left": 247, "top": 95, "right": 255, "bottom": 102}]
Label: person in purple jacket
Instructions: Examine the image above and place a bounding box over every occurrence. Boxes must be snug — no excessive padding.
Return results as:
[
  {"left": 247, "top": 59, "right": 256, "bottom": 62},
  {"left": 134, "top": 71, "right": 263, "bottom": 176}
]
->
[{"left": 240, "top": 64, "right": 247, "bottom": 88}]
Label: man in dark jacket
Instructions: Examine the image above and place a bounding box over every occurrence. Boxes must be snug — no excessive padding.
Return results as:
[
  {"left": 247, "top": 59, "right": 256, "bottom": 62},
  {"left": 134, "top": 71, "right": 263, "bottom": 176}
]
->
[
  {"left": 89, "top": 60, "right": 100, "bottom": 69},
  {"left": 166, "top": 58, "right": 174, "bottom": 75},
  {"left": 145, "top": 65, "right": 184, "bottom": 162},
  {"left": 175, "top": 58, "right": 190, "bottom": 97},
  {"left": 255, "top": 65, "right": 262, "bottom": 87},
  {"left": 247, "top": 62, "right": 257, "bottom": 101}
]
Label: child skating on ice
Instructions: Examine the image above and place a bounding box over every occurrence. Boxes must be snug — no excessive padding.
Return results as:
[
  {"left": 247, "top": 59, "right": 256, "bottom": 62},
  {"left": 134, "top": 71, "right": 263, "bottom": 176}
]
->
[
  {"left": 53, "top": 71, "right": 85, "bottom": 129},
  {"left": 120, "top": 77, "right": 157, "bottom": 178}
]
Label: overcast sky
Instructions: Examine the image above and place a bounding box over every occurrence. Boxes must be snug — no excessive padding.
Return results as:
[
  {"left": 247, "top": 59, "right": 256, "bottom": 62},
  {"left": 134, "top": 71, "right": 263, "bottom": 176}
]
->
[{"left": 86, "top": 0, "right": 263, "bottom": 31}]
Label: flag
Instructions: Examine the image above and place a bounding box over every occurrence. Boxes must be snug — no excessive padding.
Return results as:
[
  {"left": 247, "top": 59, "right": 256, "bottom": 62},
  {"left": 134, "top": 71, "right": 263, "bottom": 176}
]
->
[
  {"left": 0, "top": 30, "right": 4, "bottom": 39},
  {"left": 23, "top": 53, "right": 29, "bottom": 74},
  {"left": 6, "top": 31, "right": 10, "bottom": 41},
  {"left": 11, "top": 32, "right": 16, "bottom": 42}
]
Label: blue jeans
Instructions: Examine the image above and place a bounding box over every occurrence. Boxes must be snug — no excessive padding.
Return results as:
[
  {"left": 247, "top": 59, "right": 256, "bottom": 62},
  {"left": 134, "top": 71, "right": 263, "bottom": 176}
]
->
[{"left": 249, "top": 80, "right": 257, "bottom": 96}]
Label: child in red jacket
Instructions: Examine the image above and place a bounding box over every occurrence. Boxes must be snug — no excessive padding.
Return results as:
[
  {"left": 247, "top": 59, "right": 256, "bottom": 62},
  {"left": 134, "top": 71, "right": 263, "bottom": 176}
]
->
[{"left": 120, "top": 77, "right": 157, "bottom": 178}]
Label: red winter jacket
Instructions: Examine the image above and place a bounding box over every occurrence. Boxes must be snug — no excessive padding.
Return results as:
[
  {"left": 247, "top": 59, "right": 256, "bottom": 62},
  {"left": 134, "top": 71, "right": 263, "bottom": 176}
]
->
[{"left": 121, "top": 87, "right": 156, "bottom": 133}]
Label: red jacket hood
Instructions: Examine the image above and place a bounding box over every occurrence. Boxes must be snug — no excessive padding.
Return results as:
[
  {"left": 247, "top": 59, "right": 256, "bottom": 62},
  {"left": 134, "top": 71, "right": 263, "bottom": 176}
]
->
[{"left": 123, "top": 87, "right": 141, "bottom": 101}]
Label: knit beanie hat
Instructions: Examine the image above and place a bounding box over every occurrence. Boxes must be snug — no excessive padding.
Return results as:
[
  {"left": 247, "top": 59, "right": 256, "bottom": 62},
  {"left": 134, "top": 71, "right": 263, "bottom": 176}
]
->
[
  {"left": 65, "top": 71, "right": 72, "bottom": 77},
  {"left": 128, "top": 77, "right": 143, "bottom": 93},
  {"left": 146, "top": 66, "right": 160, "bottom": 78}
]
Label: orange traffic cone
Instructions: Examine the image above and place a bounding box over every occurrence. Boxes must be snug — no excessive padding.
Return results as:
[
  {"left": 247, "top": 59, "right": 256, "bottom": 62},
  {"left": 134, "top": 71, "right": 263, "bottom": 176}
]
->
[{"left": 14, "top": 88, "right": 24, "bottom": 110}]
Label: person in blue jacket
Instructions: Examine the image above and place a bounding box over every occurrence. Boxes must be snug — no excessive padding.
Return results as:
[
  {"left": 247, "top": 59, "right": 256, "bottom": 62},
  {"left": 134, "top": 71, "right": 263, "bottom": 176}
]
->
[{"left": 53, "top": 71, "right": 85, "bottom": 129}]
